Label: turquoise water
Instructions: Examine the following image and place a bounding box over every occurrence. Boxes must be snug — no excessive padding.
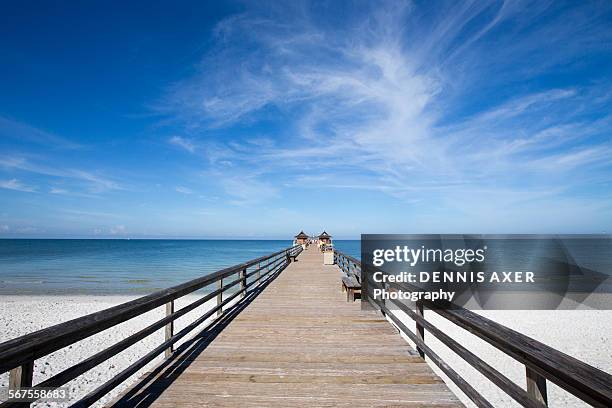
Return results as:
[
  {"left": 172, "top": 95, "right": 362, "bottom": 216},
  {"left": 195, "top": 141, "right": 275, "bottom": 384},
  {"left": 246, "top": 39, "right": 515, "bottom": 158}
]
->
[
  {"left": 332, "top": 240, "right": 360, "bottom": 259},
  {"left": 0, "top": 239, "right": 360, "bottom": 295}
]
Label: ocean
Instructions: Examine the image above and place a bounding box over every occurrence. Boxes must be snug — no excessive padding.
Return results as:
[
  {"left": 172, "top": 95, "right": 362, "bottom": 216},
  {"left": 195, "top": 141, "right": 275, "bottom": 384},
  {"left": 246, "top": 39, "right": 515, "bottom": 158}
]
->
[{"left": 0, "top": 239, "right": 360, "bottom": 295}]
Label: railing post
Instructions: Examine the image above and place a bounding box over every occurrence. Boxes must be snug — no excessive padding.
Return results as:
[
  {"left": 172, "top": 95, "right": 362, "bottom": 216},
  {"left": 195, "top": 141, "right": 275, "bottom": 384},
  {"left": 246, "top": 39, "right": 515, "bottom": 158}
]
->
[
  {"left": 526, "top": 366, "right": 548, "bottom": 405},
  {"left": 380, "top": 280, "right": 386, "bottom": 315},
  {"left": 9, "top": 361, "right": 34, "bottom": 407},
  {"left": 240, "top": 268, "right": 246, "bottom": 298},
  {"left": 217, "top": 277, "right": 223, "bottom": 317},
  {"left": 256, "top": 262, "right": 261, "bottom": 285},
  {"left": 416, "top": 301, "right": 425, "bottom": 359},
  {"left": 164, "top": 300, "right": 174, "bottom": 358}
]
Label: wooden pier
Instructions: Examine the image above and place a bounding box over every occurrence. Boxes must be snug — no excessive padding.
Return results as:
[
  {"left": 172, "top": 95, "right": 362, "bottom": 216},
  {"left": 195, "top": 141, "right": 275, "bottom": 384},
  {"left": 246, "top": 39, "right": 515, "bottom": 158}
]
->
[
  {"left": 0, "top": 242, "right": 610, "bottom": 407},
  {"left": 110, "top": 245, "right": 461, "bottom": 407}
]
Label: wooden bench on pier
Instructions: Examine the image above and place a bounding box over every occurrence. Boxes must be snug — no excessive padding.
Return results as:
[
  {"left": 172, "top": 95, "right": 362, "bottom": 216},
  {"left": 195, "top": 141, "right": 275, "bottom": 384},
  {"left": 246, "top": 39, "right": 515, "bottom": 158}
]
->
[
  {"left": 335, "top": 250, "right": 362, "bottom": 301},
  {"left": 341, "top": 275, "right": 360, "bottom": 301}
]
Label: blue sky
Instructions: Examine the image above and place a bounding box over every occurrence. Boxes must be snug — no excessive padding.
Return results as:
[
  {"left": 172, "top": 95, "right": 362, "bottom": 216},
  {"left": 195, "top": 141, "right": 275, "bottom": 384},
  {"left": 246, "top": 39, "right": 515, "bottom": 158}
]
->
[{"left": 1, "top": 0, "right": 611, "bottom": 238}]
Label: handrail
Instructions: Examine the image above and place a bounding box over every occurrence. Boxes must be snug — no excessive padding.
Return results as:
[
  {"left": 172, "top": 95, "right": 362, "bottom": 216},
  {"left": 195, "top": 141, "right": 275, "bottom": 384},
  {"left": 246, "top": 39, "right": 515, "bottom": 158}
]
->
[
  {"left": 0, "top": 244, "right": 302, "bottom": 407},
  {"left": 334, "top": 250, "right": 361, "bottom": 282},
  {"left": 333, "top": 249, "right": 612, "bottom": 408}
]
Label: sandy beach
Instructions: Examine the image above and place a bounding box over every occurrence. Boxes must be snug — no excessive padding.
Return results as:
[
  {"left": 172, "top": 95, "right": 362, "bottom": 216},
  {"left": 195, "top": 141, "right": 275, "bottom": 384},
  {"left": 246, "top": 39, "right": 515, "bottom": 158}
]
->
[
  {"left": 0, "top": 295, "right": 222, "bottom": 407},
  {"left": 0, "top": 295, "right": 609, "bottom": 407},
  {"left": 392, "top": 309, "right": 612, "bottom": 407}
]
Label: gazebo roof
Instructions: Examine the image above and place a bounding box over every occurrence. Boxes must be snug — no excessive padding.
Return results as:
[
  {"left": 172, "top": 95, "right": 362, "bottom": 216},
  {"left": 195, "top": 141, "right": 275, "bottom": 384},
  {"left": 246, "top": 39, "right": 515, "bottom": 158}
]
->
[
  {"left": 294, "top": 231, "right": 309, "bottom": 239},
  {"left": 318, "top": 231, "right": 332, "bottom": 238}
]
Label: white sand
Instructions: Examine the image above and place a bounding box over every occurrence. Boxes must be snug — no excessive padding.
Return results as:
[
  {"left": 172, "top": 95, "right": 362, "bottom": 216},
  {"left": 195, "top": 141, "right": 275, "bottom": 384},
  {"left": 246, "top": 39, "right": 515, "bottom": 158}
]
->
[
  {"left": 390, "top": 309, "right": 612, "bottom": 407},
  {"left": 0, "top": 295, "right": 223, "bottom": 407},
  {"left": 1, "top": 296, "right": 610, "bottom": 407}
]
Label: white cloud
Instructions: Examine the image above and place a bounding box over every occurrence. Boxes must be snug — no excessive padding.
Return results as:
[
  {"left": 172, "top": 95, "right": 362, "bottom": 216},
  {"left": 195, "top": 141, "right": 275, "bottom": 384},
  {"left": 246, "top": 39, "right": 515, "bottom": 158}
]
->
[
  {"left": 0, "top": 2, "right": 610, "bottom": 237},
  {"left": 71, "top": 170, "right": 122, "bottom": 193},
  {"left": 0, "top": 157, "right": 123, "bottom": 193},
  {"left": 169, "top": 136, "right": 196, "bottom": 153},
  {"left": 210, "top": 172, "right": 279, "bottom": 206},
  {"left": 61, "top": 209, "right": 122, "bottom": 219},
  {"left": 0, "top": 178, "right": 36, "bottom": 192},
  {"left": 154, "top": 1, "right": 612, "bottom": 230},
  {"left": 175, "top": 186, "right": 194, "bottom": 194},
  {"left": 0, "top": 116, "right": 81, "bottom": 149}
]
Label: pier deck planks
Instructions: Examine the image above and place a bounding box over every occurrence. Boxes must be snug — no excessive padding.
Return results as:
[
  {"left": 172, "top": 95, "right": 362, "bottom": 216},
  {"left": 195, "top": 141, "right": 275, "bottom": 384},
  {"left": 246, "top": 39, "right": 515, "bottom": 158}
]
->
[{"left": 110, "top": 247, "right": 463, "bottom": 407}]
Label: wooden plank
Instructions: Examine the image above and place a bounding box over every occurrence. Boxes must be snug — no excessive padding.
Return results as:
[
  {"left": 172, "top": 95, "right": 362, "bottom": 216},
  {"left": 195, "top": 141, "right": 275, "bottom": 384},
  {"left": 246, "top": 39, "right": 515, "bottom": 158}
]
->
[
  {"left": 75, "top": 266, "right": 285, "bottom": 406},
  {"left": 216, "top": 278, "right": 223, "bottom": 317},
  {"left": 388, "top": 297, "right": 546, "bottom": 408},
  {"left": 415, "top": 301, "right": 425, "bottom": 359},
  {"left": 8, "top": 361, "right": 33, "bottom": 408},
  {"left": 343, "top": 250, "right": 612, "bottom": 408},
  {"left": 433, "top": 307, "right": 612, "bottom": 407},
  {"left": 0, "top": 247, "right": 300, "bottom": 374},
  {"left": 239, "top": 268, "right": 246, "bottom": 298},
  {"left": 25, "top": 288, "right": 228, "bottom": 396},
  {"left": 110, "top": 247, "right": 463, "bottom": 407},
  {"left": 132, "top": 383, "right": 463, "bottom": 408},
  {"left": 8, "top": 362, "right": 33, "bottom": 390},
  {"left": 164, "top": 301, "right": 174, "bottom": 358},
  {"left": 526, "top": 366, "right": 548, "bottom": 405}
]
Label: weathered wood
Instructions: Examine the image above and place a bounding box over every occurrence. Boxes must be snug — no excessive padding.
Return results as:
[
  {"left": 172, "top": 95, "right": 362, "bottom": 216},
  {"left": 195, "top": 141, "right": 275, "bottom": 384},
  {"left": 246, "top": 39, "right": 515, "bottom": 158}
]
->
[
  {"left": 337, "top": 251, "right": 363, "bottom": 304},
  {"left": 341, "top": 276, "right": 361, "bottom": 302},
  {"left": 31, "top": 284, "right": 236, "bottom": 392},
  {"left": 434, "top": 307, "right": 612, "bottom": 407},
  {"left": 0, "top": 246, "right": 301, "bottom": 374},
  {"left": 164, "top": 301, "right": 174, "bottom": 358},
  {"left": 376, "top": 300, "right": 493, "bottom": 408},
  {"left": 335, "top": 250, "right": 372, "bottom": 311},
  {"left": 245, "top": 255, "right": 285, "bottom": 280},
  {"left": 8, "top": 361, "right": 33, "bottom": 408},
  {"left": 0, "top": 248, "right": 298, "bottom": 408},
  {"left": 388, "top": 295, "right": 546, "bottom": 408},
  {"left": 416, "top": 301, "right": 425, "bottom": 359},
  {"left": 216, "top": 278, "right": 223, "bottom": 317},
  {"left": 526, "top": 366, "right": 548, "bottom": 405},
  {"left": 240, "top": 268, "right": 246, "bottom": 298},
  {"left": 108, "top": 247, "right": 462, "bottom": 408},
  {"left": 8, "top": 362, "right": 33, "bottom": 390},
  {"left": 341, "top": 276, "right": 359, "bottom": 289},
  {"left": 6, "top": 243, "right": 607, "bottom": 408},
  {"left": 75, "top": 264, "right": 286, "bottom": 407},
  {"left": 336, "top": 249, "right": 612, "bottom": 408}
]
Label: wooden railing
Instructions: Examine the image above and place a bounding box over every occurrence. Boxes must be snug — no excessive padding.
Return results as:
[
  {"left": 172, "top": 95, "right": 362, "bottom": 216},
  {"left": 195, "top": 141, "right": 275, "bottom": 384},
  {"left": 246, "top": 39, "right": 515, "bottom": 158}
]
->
[
  {"left": 333, "top": 250, "right": 612, "bottom": 408},
  {"left": 0, "top": 245, "right": 302, "bottom": 407},
  {"left": 334, "top": 250, "right": 360, "bottom": 284}
]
